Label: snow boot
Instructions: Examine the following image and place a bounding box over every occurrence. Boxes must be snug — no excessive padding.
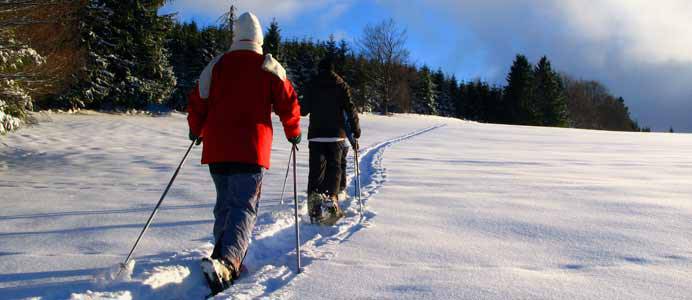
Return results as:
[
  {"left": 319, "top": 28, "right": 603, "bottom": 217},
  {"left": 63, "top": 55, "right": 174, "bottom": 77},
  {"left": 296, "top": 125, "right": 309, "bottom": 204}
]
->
[
  {"left": 201, "top": 257, "right": 236, "bottom": 296},
  {"left": 320, "top": 194, "right": 345, "bottom": 226}
]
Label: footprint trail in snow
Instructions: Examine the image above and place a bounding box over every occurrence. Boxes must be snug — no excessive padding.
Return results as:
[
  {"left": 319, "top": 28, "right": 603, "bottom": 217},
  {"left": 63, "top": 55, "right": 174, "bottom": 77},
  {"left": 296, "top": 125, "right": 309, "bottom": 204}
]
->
[{"left": 69, "top": 125, "right": 444, "bottom": 299}]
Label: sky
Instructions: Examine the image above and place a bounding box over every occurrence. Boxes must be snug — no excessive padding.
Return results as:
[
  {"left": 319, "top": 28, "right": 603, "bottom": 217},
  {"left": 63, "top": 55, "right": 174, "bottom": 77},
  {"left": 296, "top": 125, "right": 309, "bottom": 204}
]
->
[{"left": 160, "top": 0, "right": 692, "bottom": 132}]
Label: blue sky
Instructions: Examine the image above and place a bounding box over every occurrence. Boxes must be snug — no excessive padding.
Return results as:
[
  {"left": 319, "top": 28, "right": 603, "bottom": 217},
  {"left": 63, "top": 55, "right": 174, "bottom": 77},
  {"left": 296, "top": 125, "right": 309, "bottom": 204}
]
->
[
  {"left": 159, "top": 1, "right": 485, "bottom": 80},
  {"left": 161, "top": 0, "right": 692, "bottom": 132}
]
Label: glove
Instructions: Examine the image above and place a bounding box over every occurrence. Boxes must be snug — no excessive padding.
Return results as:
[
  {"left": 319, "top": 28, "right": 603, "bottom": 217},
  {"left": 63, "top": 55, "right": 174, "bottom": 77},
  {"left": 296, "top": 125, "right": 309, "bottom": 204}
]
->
[
  {"left": 288, "top": 133, "right": 302, "bottom": 145},
  {"left": 189, "top": 131, "right": 202, "bottom": 145},
  {"left": 353, "top": 127, "right": 361, "bottom": 139}
]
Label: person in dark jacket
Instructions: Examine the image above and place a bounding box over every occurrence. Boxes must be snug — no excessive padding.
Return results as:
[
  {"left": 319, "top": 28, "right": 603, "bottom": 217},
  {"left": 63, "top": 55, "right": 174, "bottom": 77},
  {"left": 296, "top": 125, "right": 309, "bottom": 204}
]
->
[{"left": 301, "top": 57, "right": 360, "bottom": 225}]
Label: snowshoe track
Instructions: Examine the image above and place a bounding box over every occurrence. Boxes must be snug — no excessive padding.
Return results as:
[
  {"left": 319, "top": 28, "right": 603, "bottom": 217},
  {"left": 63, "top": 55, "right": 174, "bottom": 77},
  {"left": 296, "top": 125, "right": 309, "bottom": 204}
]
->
[
  {"left": 72, "top": 125, "right": 445, "bottom": 300},
  {"left": 211, "top": 124, "right": 445, "bottom": 299}
]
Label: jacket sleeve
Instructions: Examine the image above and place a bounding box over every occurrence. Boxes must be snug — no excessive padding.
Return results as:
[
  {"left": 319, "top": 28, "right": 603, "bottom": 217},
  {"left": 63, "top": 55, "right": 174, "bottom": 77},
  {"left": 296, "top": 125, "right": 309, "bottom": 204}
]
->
[
  {"left": 271, "top": 77, "right": 302, "bottom": 139},
  {"left": 340, "top": 80, "right": 360, "bottom": 139},
  {"left": 187, "top": 84, "right": 208, "bottom": 137}
]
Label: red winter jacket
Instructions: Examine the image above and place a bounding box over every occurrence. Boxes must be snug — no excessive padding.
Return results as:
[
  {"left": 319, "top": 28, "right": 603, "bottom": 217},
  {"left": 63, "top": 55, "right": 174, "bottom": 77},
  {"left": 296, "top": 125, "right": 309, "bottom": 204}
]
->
[{"left": 187, "top": 50, "right": 301, "bottom": 169}]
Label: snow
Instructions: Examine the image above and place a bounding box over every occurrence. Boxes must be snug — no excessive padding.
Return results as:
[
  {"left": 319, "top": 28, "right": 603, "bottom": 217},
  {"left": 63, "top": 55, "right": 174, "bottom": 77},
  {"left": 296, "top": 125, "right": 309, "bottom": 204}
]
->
[
  {"left": 1, "top": 112, "right": 691, "bottom": 299},
  {"left": 291, "top": 121, "right": 692, "bottom": 299}
]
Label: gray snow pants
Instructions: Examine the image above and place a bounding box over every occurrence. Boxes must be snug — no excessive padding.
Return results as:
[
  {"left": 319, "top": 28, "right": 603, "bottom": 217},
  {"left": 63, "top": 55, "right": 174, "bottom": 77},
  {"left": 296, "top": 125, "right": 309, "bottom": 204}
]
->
[
  {"left": 210, "top": 171, "right": 263, "bottom": 270},
  {"left": 339, "top": 141, "right": 349, "bottom": 193}
]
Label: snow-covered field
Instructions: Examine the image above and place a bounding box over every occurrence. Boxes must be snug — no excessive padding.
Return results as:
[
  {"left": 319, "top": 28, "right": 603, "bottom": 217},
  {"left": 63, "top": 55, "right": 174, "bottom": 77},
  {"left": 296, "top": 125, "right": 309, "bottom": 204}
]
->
[{"left": 1, "top": 112, "right": 691, "bottom": 299}]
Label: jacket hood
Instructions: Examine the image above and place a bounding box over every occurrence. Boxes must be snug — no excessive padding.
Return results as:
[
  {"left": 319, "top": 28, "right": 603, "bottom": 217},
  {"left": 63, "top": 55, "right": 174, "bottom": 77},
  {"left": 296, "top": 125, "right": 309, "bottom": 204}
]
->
[{"left": 231, "top": 12, "right": 263, "bottom": 54}]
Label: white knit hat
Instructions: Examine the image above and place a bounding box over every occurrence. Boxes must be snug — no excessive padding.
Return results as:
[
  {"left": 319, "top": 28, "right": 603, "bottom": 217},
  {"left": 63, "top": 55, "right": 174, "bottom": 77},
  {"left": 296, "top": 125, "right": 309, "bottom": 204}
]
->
[{"left": 233, "top": 12, "right": 263, "bottom": 46}]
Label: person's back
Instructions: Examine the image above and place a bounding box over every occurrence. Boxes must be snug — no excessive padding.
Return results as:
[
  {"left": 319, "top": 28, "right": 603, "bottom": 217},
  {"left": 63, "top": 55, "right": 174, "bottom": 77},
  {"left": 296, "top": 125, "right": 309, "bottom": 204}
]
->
[
  {"left": 301, "top": 59, "right": 360, "bottom": 225},
  {"left": 303, "top": 71, "right": 353, "bottom": 140},
  {"left": 186, "top": 12, "right": 301, "bottom": 295},
  {"left": 201, "top": 50, "right": 298, "bottom": 167}
]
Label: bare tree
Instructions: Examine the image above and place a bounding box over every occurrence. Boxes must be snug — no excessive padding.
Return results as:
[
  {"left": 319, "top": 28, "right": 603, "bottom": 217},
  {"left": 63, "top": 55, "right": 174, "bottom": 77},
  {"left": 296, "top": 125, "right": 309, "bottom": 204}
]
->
[
  {"left": 216, "top": 3, "right": 236, "bottom": 49},
  {"left": 0, "top": 0, "right": 80, "bottom": 26},
  {"left": 562, "top": 75, "right": 639, "bottom": 131},
  {"left": 0, "top": 0, "right": 84, "bottom": 103},
  {"left": 358, "top": 19, "right": 409, "bottom": 115}
]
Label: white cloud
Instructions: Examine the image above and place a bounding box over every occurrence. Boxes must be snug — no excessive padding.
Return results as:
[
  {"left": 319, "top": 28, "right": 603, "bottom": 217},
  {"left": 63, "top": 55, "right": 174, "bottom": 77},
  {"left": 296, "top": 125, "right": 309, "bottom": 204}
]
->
[
  {"left": 389, "top": 0, "right": 692, "bottom": 130},
  {"left": 319, "top": 2, "right": 353, "bottom": 26},
  {"left": 423, "top": 0, "right": 692, "bottom": 64},
  {"left": 557, "top": 0, "right": 692, "bottom": 64}
]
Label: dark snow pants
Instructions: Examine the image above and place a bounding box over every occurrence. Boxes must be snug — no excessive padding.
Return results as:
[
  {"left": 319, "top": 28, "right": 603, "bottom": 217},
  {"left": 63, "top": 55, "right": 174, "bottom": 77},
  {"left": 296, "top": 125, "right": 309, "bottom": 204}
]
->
[
  {"left": 308, "top": 141, "right": 343, "bottom": 196},
  {"left": 210, "top": 171, "right": 263, "bottom": 270}
]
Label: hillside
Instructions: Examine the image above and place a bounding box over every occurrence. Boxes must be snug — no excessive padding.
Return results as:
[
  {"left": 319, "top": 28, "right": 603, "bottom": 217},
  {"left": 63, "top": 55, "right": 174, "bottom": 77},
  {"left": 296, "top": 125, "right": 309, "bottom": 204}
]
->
[{"left": 0, "top": 113, "right": 690, "bottom": 299}]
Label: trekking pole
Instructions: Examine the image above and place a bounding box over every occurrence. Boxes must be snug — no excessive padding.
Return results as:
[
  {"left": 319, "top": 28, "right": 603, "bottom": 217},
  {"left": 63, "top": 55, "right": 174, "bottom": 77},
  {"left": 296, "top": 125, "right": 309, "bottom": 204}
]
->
[
  {"left": 291, "top": 144, "right": 302, "bottom": 273},
  {"left": 116, "top": 139, "right": 197, "bottom": 279},
  {"left": 354, "top": 140, "right": 364, "bottom": 216},
  {"left": 279, "top": 149, "right": 293, "bottom": 205}
]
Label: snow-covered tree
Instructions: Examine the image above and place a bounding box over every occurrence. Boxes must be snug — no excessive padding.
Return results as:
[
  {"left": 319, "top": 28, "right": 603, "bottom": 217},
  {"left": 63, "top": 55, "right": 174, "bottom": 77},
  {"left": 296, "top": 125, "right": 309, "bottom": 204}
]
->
[
  {"left": 61, "top": 0, "right": 176, "bottom": 110},
  {"left": 0, "top": 31, "right": 45, "bottom": 134}
]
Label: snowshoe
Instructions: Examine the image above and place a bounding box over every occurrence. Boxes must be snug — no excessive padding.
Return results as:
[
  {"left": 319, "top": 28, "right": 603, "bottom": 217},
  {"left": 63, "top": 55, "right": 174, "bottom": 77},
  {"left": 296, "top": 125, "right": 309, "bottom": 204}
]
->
[
  {"left": 320, "top": 195, "right": 345, "bottom": 226},
  {"left": 308, "top": 192, "right": 324, "bottom": 224},
  {"left": 201, "top": 257, "right": 235, "bottom": 297}
]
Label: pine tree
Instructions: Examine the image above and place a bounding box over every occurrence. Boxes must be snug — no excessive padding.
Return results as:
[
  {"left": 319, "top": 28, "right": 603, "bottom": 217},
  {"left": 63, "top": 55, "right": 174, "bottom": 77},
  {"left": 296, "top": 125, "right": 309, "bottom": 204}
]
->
[
  {"left": 348, "top": 54, "right": 372, "bottom": 112},
  {"left": 466, "top": 80, "right": 486, "bottom": 121},
  {"left": 283, "top": 39, "right": 322, "bottom": 103},
  {"left": 480, "top": 84, "right": 504, "bottom": 123},
  {"left": 335, "top": 39, "right": 349, "bottom": 75},
  {"left": 413, "top": 66, "right": 437, "bottom": 115},
  {"left": 167, "top": 21, "right": 220, "bottom": 110},
  {"left": 456, "top": 81, "right": 468, "bottom": 119},
  {"left": 533, "top": 56, "right": 567, "bottom": 127},
  {"left": 504, "top": 54, "right": 536, "bottom": 125},
  {"left": 448, "top": 75, "right": 460, "bottom": 118},
  {"left": 487, "top": 86, "right": 505, "bottom": 123},
  {"left": 263, "top": 19, "right": 282, "bottom": 60},
  {"left": 325, "top": 34, "right": 338, "bottom": 60},
  {"left": 432, "top": 69, "right": 453, "bottom": 117}
]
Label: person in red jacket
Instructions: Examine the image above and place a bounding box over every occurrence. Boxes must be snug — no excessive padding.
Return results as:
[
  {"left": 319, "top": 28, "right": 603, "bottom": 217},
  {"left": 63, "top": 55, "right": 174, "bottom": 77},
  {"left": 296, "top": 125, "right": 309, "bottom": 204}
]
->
[{"left": 187, "top": 12, "right": 301, "bottom": 294}]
